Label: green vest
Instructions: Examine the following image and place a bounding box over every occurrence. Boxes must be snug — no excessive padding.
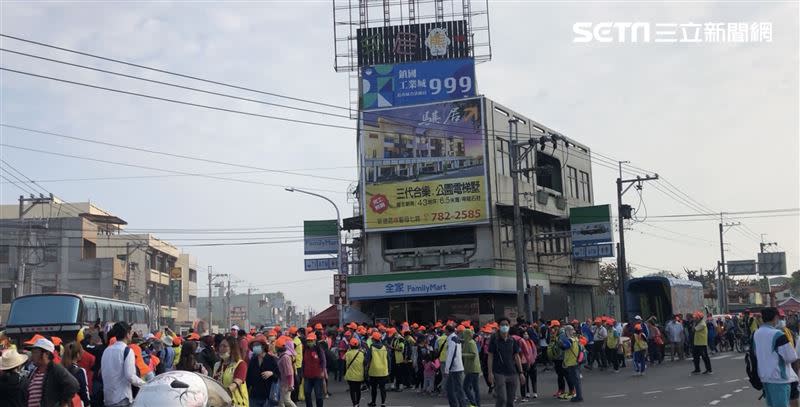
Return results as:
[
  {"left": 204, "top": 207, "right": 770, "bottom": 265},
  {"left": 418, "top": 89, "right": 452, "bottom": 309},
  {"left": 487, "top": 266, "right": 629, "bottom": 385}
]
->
[
  {"left": 693, "top": 321, "right": 708, "bottom": 346},
  {"left": 563, "top": 338, "right": 580, "bottom": 368},
  {"left": 344, "top": 349, "right": 365, "bottom": 382},
  {"left": 634, "top": 334, "right": 648, "bottom": 352},
  {"left": 368, "top": 345, "right": 389, "bottom": 377}
]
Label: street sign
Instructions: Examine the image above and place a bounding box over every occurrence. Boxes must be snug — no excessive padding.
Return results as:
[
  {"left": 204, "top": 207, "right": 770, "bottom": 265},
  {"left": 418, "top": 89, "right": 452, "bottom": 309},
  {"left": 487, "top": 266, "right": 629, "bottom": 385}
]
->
[
  {"left": 572, "top": 242, "right": 614, "bottom": 259},
  {"left": 333, "top": 274, "right": 347, "bottom": 300},
  {"left": 304, "top": 220, "right": 339, "bottom": 255},
  {"left": 304, "top": 258, "right": 338, "bottom": 272},
  {"left": 758, "top": 252, "right": 788, "bottom": 276},
  {"left": 727, "top": 260, "right": 757, "bottom": 276}
]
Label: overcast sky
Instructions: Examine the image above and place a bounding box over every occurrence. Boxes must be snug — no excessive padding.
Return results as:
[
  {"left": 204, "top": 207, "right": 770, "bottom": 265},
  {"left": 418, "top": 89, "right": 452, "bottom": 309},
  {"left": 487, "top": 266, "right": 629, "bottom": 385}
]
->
[{"left": 1, "top": 1, "right": 797, "bottom": 313}]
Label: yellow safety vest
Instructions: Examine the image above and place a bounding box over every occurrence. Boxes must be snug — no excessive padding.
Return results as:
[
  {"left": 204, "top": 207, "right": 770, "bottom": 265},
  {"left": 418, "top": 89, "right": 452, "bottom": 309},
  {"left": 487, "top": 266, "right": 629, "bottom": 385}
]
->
[
  {"left": 437, "top": 335, "right": 448, "bottom": 362},
  {"left": 693, "top": 321, "right": 708, "bottom": 347},
  {"left": 634, "top": 334, "right": 648, "bottom": 352},
  {"left": 368, "top": 346, "right": 389, "bottom": 378},
  {"left": 344, "top": 349, "right": 365, "bottom": 382},
  {"left": 173, "top": 345, "right": 182, "bottom": 368},
  {"left": 785, "top": 328, "right": 795, "bottom": 348},
  {"left": 215, "top": 359, "right": 248, "bottom": 407},
  {"left": 293, "top": 336, "right": 303, "bottom": 369},
  {"left": 392, "top": 337, "right": 405, "bottom": 363},
  {"left": 606, "top": 330, "right": 619, "bottom": 349},
  {"left": 563, "top": 338, "right": 580, "bottom": 368}
]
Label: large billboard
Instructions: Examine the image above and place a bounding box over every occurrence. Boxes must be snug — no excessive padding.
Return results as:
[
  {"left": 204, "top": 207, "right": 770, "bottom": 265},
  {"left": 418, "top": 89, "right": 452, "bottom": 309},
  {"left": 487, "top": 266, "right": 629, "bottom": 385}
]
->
[
  {"left": 303, "top": 220, "right": 338, "bottom": 255},
  {"left": 758, "top": 252, "right": 788, "bottom": 276},
  {"left": 361, "top": 59, "right": 476, "bottom": 110},
  {"left": 357, "top": 20, "right": 470, "bottom": 66},
  {"left": 360, "top": 97, "right": 488, "bottom": 231}
]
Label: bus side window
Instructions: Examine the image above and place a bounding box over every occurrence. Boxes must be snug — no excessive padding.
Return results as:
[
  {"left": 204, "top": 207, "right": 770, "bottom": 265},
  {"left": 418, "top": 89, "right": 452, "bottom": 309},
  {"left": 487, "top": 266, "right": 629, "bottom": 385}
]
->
[{"left": 85, "top": 299, "right": 98, "bottom": 323}]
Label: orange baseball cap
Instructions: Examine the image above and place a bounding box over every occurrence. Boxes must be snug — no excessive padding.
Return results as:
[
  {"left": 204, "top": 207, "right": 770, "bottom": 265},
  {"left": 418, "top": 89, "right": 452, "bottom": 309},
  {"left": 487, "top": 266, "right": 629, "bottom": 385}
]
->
[
  {"left": 457, "top": 325, "right": 466, "bottom": 333},
  {"left": 188, "top": 333, "right": 201, "bottom": 340},
  {"left": 344, "top": 331, "right": 352, "bottom": 337},
  {"left": 349, "top": 338, "right": 359, "bottom": 347},
  {"left": 306, "top": 333, "right": 317, "bottom": 341},
  {"left": 387, "top": 328, "right": 397, "bottom": 336},
  {"left": 411, "top": 323, "right": 419, "bottom": 329},
  {"left": 275, "top": 336, "right": 289, "bottom": 348},
  {"left": 434, "top": 322, "right": 443, "bottom": 328},
  {"left": 348, "top": 322, "right": 358, "bottom": 329},
  {"left": 570, "top": 319, "right": 579, "bottom": 325},
  {"left": 550, "top": 320, "right": 561, "bottom": 327},
  {"left": 371, "top": 332, "right": 382, "bottom": 341},
  {"left": 289, "top": 326, "right": 298, "bottom": 334},
  {"left": 50, "top": 336, "right": 63, "bottom": 347},
  {"left": 461, "top": 320, "right": 472, "bottom": 328},
  {"left": 314, "top": 323, "right": 323, "bottom": 330},
  {"left": 357, "top": 327, "right": 367, "bottom": 335},
  {"left": 24, "top": 334, "right": 45, "bottom": 346},
  {"left": 172, "top": 336, "right": 183, "bottom": 346},
  {"left": 418, "top": 326, "right": 426, "bottom": 331},
  {"left": 274, "top": 325, "right": 282, "bottom": 332},
  {"left": 634, "top": 324, "right": 642, "bottom": 331}
]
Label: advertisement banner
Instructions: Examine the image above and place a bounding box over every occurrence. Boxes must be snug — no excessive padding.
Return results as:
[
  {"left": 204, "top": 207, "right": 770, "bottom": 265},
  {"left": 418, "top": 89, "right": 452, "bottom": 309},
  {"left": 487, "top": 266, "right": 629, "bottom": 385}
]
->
[
  {"left": 758, "top": 252, "right": 787, "bottom": 276},
  {"left": 727, "top": 260, "right": 757, "bottom": 276},
  {"left": 360, "top": 98, "right": 488, "bottom": 231},
  {"left": 570, "top": 205, "right": 613, "bottom": 247},
  {"left": 361, "top": 58, "right": 476, "bottom": 110},
  {"left": 357, "top": 20, "right": 469, "bottom": 66}
]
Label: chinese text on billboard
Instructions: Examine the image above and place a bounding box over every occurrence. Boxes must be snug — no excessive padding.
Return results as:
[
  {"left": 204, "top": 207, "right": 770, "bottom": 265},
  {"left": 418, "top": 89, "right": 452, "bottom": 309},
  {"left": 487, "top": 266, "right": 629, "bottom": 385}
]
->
[
  {"left": 361, "top": 58, "right": 476, "bottom": 110},
  {"left": 361, "top": 98, "right": 488, "bottom": 231}
]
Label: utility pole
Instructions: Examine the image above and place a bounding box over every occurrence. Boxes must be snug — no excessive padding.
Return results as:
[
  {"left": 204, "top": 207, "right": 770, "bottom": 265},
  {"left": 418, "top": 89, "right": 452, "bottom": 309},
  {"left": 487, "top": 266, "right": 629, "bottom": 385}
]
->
[
  {"left": 226, "top": 277, "right": 232, "bottom": 330},
  {"left": 206, "top": 267, "right": 227, "bottom": 333},
  {"left": 507, "top": 120, "right": 565, "bottom": 323},
  {"left": 718, "top": 215, "right": 740, "bottom": 313},
  {"left": 760, "top": 234, "right": 778, "bottom": 307},
  {"left": 246, "top": 286, "right": 259, "bottom": 330},
  {"left": 616, "top": 162, "right": 658, "bottom": 321},
  {"left": 16, "top": 194, "right": 56, "bottom": 297}
]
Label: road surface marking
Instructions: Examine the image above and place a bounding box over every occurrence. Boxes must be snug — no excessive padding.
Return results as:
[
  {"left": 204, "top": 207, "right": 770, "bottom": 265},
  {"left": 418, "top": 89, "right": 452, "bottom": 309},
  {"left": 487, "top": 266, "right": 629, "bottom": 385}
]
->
[
  {"left": 676, "top": 386, "right": 693, "bottom": 390},
  {"left": 734, "top": 389, "right": 743, "bottom": 393},
  {"left": 603, "top": 394, "right": 626, "bottom": 398},
  {"left": 743, "top": 386, "right": 750, "bottom": 389},
  {"left": 643, "top": 390, "right": 663, "bottom": 395},
  {"left": 711, "top": 354, "right": 732, "bottom": 360},
  {"left": 726, "top": 379, "right": 741, "bottom": 383},
  {"left": 709, "top": 400, "right": 720, "bottom": 405},
  {"left": 733, "top": 355, "right": 745, "bottom": 360},
  {"left": 721, "top": 394, "right": 732, "bottom": 399},
  {"left": 704, "top": 383, "right": 719, "bottom": 387}
]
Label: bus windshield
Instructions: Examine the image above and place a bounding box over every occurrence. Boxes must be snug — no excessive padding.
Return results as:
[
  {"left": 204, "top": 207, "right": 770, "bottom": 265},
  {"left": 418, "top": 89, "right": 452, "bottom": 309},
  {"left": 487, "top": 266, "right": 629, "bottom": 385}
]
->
[{"left": 7, "top": 295, "right": 81, "bottom": 326}]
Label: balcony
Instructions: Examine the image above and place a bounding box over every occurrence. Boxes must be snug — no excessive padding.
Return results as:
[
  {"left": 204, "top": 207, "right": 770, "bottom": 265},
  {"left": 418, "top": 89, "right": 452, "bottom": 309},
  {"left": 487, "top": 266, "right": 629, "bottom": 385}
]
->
[
  {"left": 159, "top": 306, "right": 178, "bottom": 319},
  {"left": 385, "top": 244, "right": 476, "bottom": 272}
]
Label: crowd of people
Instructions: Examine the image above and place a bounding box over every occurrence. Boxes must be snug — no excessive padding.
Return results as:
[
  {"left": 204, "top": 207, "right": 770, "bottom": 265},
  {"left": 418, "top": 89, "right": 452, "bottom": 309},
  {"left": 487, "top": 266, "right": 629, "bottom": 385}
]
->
[{"left": 0, "top": 307, "right": 793, "bottom": 407}]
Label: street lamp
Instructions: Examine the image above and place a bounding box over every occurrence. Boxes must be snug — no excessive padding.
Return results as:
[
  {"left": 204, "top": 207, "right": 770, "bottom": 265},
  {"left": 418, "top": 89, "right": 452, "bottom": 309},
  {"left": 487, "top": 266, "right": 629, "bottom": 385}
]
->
[{"left": 285, "top": 187, "right": 344, "bottom": 327}]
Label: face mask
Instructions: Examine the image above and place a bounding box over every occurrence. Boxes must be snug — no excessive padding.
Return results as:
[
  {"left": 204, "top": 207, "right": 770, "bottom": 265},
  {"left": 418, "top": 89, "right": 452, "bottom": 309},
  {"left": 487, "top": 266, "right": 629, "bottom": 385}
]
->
[
  {"left": 219, "top": 352, "right": 230, "bottom": 360},
  {"left": 499, "top": 325, "right": 510, "bottom": 334},
  {"left": 778, "top": 320, "right": 787, "bottom": 329},
  {"left": 252, "top": 345, "right": 263, "bottom": 355}
]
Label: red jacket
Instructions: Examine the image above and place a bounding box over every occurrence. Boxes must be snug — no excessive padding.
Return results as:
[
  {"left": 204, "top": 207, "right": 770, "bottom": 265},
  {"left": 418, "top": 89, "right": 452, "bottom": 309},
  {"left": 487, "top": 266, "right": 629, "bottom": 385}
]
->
[{"left": 303, "top": 347, "right": 324, "bottom": 378}]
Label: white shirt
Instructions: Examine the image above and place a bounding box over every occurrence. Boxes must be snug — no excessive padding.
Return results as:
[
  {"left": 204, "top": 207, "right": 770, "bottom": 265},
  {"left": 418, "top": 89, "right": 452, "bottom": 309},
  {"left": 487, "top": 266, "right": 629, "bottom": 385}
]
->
[
  {"left": 591, "top": 325, "right": 608, "bottom": 341},
  {"left": 101, "top": 341, "right": 146, "bottom": 404},
  {"left": 754, "top": 325, "right": 798, "bottom": 384},
  {"left": 444, "top": 333, "right": 464, "bottom": 373},
  {"left": 665, "top": 321, "right": 685, "bottom": 343}
]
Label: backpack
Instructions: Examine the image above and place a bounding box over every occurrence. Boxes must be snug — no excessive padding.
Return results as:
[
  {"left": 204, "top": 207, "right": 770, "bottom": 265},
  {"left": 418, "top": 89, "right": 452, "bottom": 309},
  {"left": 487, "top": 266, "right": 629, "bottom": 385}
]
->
[{"left": 746, "top": 330, "right": 784, "bottom": 393}]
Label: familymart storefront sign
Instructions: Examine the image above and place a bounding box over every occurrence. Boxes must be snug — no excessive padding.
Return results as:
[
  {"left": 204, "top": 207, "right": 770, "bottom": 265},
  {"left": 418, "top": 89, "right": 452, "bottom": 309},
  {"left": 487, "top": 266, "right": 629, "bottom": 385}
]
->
[{"left": 347, "top": 268, "right": 550, "bottom": 300}]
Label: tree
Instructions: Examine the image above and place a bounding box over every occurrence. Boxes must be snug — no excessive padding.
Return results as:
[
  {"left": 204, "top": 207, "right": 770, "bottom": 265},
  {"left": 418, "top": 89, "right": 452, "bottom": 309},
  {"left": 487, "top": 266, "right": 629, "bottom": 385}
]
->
[
  {"left": 789, "top": 270, "right": 800, "bottom": 296},
  {"left": 600, "top": 262, "right": 619, "bottom": 293}
]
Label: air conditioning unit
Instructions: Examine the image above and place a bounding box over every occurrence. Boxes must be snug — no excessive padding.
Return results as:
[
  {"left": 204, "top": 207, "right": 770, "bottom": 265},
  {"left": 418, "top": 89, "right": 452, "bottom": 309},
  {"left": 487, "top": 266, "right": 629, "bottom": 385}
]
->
[
  {"left": 394, "top": 257, "right": 415, "bottom": 269},
  {"left": 555, "top": 197, "right": 567, "bottom": 210},
  {"left": 420, "top": 254, "right": 440, "bottom": 266},
  {"left": 536, "top": 190, "right": 549, "bottom": 205}
]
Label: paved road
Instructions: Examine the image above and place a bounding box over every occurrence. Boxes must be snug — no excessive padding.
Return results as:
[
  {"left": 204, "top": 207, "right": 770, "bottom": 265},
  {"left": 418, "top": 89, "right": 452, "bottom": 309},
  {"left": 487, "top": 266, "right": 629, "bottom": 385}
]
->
[{"left": 322, "top": 351, "right": 759, "bottom": 407}]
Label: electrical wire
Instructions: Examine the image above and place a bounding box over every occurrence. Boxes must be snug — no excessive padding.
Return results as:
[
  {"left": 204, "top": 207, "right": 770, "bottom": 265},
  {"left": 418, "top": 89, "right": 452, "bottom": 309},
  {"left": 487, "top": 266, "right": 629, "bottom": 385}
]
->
[
  {"left": 1, "top": 124, "right": 354, "bottom": 183},
  {"left": 0, "top": 143, "right": 347, "bottom": 194},
  {"left": 0, "top": 33, "right": 350, "bottom": 112}
]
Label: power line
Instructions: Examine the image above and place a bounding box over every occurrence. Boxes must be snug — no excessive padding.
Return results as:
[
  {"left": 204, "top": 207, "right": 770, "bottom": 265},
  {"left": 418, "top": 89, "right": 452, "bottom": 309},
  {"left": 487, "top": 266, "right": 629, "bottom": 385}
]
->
[
  {"left": 0, "top": 143, "right": 347, "bottom": 194},
  {"left": 0, "top": 33, "right": 350, "bottom": 112},
  {"left": 0, "top": 48, "right": 352, "bottom": 120},
  {"left": 1, "top": 124, "right": 354, "bottom": 183}
]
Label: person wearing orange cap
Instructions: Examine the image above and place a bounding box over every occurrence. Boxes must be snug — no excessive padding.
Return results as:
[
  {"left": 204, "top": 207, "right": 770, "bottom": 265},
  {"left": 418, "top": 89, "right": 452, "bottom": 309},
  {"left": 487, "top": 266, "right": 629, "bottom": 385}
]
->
[
  {"left": 603, "top": 318, "right": 621, "bottom": 372},
  {"left": 301, "top": 332, "right": 326, "bottom": 407},
  {"left": 366, "top": 331, "right": 390, "bottom": 407},
  {"left": 344, "top": 337, "right": 366, "bottom": 407},
  {"left": 589, "top": 318, "right": 608, "bottom": 371},
  {"left": 274, "top": 336, "right": 298, "bottom": 407},
  {"left": 546, "top": 320, "right": 570, "bottom": 399},
  {"left": 289, "top": 326, "right": 304, "bottom": 402},
  {"left": 246, "top": 334, "right": 279, "bottom": 407}
]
